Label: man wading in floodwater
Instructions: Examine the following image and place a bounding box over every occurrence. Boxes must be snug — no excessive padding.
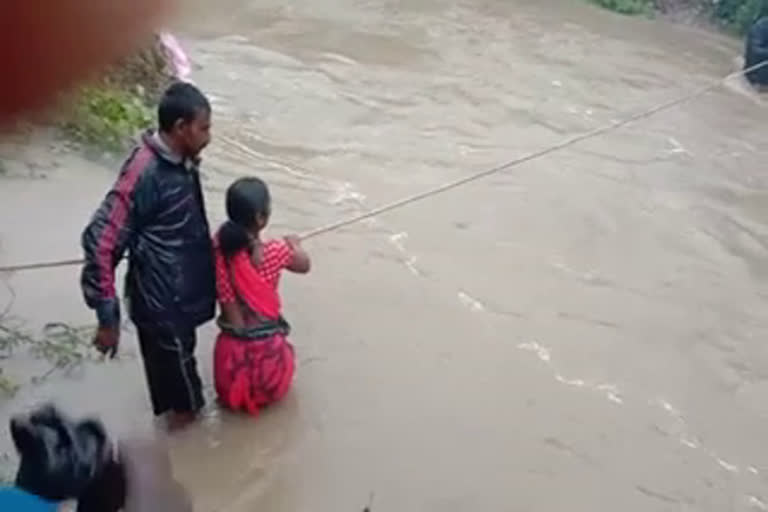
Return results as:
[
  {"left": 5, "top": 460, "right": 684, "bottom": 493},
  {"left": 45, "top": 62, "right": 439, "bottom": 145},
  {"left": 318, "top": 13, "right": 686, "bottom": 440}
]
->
[{"left": 81, "top": 82, "right": 215, "bottom": 430}]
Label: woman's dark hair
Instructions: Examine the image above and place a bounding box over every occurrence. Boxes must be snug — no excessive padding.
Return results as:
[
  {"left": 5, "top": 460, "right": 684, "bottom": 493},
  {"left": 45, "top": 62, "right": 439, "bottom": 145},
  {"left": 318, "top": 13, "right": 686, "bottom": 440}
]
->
[{"left": 218, "top": 177, "right": 271, "bottom": 257}]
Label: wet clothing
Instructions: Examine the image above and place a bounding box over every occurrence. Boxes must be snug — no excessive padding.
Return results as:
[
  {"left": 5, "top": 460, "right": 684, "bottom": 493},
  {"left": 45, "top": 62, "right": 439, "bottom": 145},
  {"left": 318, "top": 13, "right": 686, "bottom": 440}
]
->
[
  {"left": 137, "top": 323, "right": 204, "bottom": 415},
  {"left": 81, "top": 131, "right": 215, "bottom": 415},
  {"left": 0, "top": 488, "right": 57, "bottom": 511},
  {"left": 80, "top": 131, "right": 216, "bottom": 329},
  {"left": 745, "top": 17, "right": 768, "bottom": 86},
  {"left": 213, "top": 237, "right": 296, "bottom": 416}
]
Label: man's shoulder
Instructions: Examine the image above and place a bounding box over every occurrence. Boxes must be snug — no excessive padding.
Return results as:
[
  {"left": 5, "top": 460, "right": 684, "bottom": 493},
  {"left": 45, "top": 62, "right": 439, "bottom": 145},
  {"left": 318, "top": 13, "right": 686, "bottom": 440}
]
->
[{"left": 120, "top": 142, "right": 160, "bottom": 180}]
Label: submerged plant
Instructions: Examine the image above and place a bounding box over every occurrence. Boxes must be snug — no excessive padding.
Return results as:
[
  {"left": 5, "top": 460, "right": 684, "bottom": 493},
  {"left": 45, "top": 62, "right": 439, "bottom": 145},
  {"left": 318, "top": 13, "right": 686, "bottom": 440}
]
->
[{"left": 0, "top": 319, "right": 97, "bottom": 397}]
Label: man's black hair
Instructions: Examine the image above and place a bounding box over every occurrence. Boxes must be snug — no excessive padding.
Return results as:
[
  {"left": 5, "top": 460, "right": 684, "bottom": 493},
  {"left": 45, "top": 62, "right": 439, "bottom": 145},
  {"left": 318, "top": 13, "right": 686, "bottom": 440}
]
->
[{"left": 157, "top": 81, "right": 210, "bottom": 133}]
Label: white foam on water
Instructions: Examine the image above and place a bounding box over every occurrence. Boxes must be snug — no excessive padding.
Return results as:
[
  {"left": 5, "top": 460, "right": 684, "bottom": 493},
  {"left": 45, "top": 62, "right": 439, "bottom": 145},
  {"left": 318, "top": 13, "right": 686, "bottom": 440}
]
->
[
  {"left": 651, "top": 397, "right": 764, "bottom": 479},
  {"left": 388, "top": 231, "right": 408, "bottom": 252},
  {"left": 321, "top": 168, "right": 768, "bottom": 486},
  {"left": 517, "top": 341, "right": 551, "bottom": 362},
  {"left": 596, "top": 383, "right": 623, "bottom": 404},
  {"left": 404, "top": 257, "right": 422, "bottom": 277},
  {"left": 680, "top": 437, "right": 699, "bottom": 449},
  {"left": 666, "top": 136, "right": 692, "bottom": 156},
  {"left": 324, "top": 179, "right": 425, "bottom": 278},
  {"left": 457, "top": 291, "right": 485, "bottom": 312},
  {"left": 716, "top": 458, "right": 740, "bottom": 474},
  {"left": 320, "top": 52, "right": 359, "bottom": 66},
  {"left": 747, "top": 496, "right": 768, "bottom": 511},
  {"left": 315, "top": 170, "right": 762, "bottom": 493},
  {"left": 657, "top": 399, "right": 682, "bottom": 418},
  {"left": 330, "top": 182, "right": 367, "bottom": 206},
  {"left": 550, "top": 260, "right": 600, "bottom": 283},
  {"left": 723, "top": 73, "right": 766, "bottom": 107},
  {"left": 218, "top": 34, "right": 250, "bottom": 44},
  {"left": 555, "top": 375, "right": 586, "bottom": 387},
  {"left": 518, "top": 341, "right": 624, "bottom": 406}
]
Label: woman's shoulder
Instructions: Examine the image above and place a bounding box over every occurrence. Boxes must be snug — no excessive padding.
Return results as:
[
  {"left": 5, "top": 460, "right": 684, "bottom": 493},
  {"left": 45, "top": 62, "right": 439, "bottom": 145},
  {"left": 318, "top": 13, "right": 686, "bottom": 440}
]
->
[
  {"left": 262, "top": 238, "right": 289, "bottom": 250},
  {"left": 260, "top": 238, "right": 294, "bottom": 267},
  {"left": 261, "top": 238, "right": 292, "bottom": 257}
]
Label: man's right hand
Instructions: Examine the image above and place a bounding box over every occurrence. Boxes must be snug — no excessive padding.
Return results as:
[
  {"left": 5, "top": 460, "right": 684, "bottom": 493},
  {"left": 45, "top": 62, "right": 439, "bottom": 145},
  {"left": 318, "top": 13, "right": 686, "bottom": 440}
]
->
[{"left": 93, "top": 326, "right": 120, "bottom": 359}]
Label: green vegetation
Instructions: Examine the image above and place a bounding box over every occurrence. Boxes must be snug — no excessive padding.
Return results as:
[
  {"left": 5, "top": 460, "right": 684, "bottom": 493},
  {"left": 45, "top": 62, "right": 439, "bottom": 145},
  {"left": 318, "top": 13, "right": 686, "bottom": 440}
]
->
[
  {"left": 714, "top": 0, "right": 768, "bottom": 33},
  {"left": 0, "top": 368, "right": 16, "bottom": 396},
  {"left": 60, "top": 36, "right": 174, "bottom": 152},
  {"left": 0, "top": 318, "right": 122, "bottom": 493},
  {"left": 0, "top": 280, "right": 97, "bottom": 397},
  {"left": 0, "top": 319, "right": 96, "bottom": 397},
  {"left": 589, "top": 0, "right": 768, "bottom": 33},
  {"left": 63, "top": 86, "right": 153, "bottom": 151},
  {"left": 589, "top": 0, "right": 655, "bottom": 16}
]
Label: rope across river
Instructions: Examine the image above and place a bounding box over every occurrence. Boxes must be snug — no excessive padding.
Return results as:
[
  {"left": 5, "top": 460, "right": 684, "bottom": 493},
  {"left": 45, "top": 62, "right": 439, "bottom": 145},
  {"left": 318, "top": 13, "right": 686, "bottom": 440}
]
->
[{"left": 1, "top": 61, "right": 766, "bottom": 274}]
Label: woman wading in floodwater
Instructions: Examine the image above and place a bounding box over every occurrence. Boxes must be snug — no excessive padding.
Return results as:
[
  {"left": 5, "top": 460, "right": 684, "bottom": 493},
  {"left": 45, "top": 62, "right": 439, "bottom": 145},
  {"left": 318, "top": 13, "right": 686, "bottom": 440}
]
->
[{"left": 214, "top": 177, "right": 311, "bottom": 416}]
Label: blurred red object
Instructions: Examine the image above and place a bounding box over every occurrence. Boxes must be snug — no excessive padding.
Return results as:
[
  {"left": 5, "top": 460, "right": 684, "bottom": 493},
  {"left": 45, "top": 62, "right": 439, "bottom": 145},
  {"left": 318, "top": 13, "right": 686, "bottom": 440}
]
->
[{"left": 0, "top": 0, "right": 174, "bottom": 122}]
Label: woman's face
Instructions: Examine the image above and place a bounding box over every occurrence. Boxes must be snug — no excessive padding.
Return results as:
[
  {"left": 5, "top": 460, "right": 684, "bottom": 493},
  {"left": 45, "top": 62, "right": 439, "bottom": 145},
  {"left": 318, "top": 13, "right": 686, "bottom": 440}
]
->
[{"left": 255, "top": 204, "right": 271, "bottom": 232}]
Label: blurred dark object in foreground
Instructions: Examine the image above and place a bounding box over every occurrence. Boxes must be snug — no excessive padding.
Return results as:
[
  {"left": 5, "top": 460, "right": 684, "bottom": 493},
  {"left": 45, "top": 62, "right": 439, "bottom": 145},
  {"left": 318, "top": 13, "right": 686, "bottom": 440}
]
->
[{"left": 10, "top": 404, "right": 125, "bottom": 511}]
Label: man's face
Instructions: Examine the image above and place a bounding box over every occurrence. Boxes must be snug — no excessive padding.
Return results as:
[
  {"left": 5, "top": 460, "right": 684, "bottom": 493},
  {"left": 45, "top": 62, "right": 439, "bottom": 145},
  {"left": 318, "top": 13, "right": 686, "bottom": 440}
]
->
[{"left": 178, "top": 108, "right": 211, "bottom": 158}]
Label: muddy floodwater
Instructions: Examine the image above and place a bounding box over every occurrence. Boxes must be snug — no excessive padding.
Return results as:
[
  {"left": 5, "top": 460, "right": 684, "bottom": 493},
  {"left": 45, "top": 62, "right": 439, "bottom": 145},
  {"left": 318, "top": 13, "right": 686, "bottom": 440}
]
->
[{"left": 2, "top": 0, "right": 768, "bottom": 510}]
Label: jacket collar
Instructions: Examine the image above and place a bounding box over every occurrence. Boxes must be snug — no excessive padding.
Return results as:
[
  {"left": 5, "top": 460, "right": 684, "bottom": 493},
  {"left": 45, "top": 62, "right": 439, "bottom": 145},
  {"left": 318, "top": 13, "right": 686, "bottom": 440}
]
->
[{"left": 142, "top": 130, "right": 200, "bottom": 171}]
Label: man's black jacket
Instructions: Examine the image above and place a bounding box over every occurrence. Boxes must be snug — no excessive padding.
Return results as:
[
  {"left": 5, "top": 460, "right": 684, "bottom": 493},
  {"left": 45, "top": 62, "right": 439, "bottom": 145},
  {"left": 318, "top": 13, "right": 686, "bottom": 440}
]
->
[{"left": 81, "top": 131, "right": 215, "bottom": 328}]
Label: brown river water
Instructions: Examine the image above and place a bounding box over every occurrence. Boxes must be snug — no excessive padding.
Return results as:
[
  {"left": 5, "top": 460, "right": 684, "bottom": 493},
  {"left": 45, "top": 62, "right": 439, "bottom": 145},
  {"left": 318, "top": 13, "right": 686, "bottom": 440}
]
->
[{"left": 2, "top": 0, "right": 768, "bottom": 510}]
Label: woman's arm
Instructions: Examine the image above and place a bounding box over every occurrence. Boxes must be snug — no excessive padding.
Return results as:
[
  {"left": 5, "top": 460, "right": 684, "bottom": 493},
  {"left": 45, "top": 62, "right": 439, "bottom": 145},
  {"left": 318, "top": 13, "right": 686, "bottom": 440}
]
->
[{"left": 284, "top": 236, "right": 311, "bottom": 274}]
